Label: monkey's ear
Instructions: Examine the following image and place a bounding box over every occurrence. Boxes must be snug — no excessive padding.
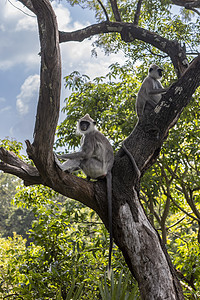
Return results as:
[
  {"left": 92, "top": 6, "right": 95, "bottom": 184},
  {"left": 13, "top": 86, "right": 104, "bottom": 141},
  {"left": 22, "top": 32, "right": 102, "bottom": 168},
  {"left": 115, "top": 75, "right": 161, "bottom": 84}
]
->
[{"left": 93, "top": 121, "right": 96, "bottom": 125}]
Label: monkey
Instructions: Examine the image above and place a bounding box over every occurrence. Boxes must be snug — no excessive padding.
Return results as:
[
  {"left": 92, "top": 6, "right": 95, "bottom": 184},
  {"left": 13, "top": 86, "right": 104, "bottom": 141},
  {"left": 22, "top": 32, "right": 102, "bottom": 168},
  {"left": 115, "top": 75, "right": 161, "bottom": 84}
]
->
[
  {"left": 136, "top": 64, "right": 167, "bottom": 120},
  {"left": 54, "top": 114, "right": 114, "bottom": 278}
]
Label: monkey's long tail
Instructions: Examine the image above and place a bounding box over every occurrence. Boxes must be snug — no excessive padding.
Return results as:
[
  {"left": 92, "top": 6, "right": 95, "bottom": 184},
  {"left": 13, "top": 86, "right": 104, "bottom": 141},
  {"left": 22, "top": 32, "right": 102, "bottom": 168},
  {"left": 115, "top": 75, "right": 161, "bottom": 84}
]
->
[
  {"left": 122, "top": 143, "right": 141, "bottom": 178},
  {"left": 106, "top": 171, "right": 113, "bottom": 280}
]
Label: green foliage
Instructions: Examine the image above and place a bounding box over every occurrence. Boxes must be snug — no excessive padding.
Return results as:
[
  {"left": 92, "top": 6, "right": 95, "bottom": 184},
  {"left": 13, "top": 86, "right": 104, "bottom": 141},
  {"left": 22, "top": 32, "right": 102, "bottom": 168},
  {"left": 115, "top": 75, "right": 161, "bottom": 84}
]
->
[
  {"left": 56, "top": 63, "right": 142, "bottom": 151},
  {"left": 168, "top": 232, "right": 200, "bottom": 298},
  {"left": 0, "top": 233, "right": 27, "bottom": 298},
  {"left": 99, "top": 271, "right": 140, "bottom": 300},
  {"left": 0, "top": 138, "right": 23, "bottom": 156},
  {"left": 0, "top": 184, "right": 136, "bottom": 299},
  {"left": 0, "top": 139, "right": 35, "bottom": 240}
]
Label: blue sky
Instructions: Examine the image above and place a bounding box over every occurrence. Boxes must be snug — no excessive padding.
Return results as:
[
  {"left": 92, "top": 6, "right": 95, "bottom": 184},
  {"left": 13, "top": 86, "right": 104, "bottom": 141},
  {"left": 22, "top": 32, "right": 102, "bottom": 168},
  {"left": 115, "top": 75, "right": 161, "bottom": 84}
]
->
[{"left": 0, "top": 0, "right": 124, "bottom": 147}]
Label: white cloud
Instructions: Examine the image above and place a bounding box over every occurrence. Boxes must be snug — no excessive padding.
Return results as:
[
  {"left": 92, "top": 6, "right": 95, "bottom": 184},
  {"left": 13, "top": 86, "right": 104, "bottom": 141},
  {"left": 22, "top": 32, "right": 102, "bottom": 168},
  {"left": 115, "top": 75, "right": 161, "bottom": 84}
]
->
[
  {"left": 60, "top": 39, "right": 125, "bottom": 80},
  {"left": 0, "top": 97, "right": 6, "bottom": 103},
  {"left": 0, "top": 106, "right": 11, "bottom": 113},
  {"left": 2, "top": 0, "right": 25, "bottom": 20},
  {"left": 16, "top": 74, "right": 39, "bottom": 116},
  {"left": 15, "top": 15, "right": 37, "bottom": 32},
  {"left": 0, "top": 0, "right": 39, "bottom": 71},
  {"left": 52, "top": 1, "right": 72, "bottom": 31}
]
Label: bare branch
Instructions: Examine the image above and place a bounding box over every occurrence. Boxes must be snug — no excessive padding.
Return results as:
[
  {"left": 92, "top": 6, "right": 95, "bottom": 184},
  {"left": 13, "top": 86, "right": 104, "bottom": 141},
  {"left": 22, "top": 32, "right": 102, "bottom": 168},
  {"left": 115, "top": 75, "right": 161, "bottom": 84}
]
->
[
  {"left": 172, "top": 0, "right": 200, "bottom": 15},
  {"left": 59, "top": 21, "right": 189, "bottom": 76},
  {"left": 0, "top": 147, "right": 42, "bottom": 185},
  {"left": 166, "top": 215, "right": 187, "bottom": 229},
  {"left": 134, "top": 0, "right": 143, "bottom": 25},
  {"left": 8, "top": 0, "right": 35, "bottom": 17},
  {"left": 109, "top": 0, "right": 121, "bottom": 21},
  {"left": 97, "top": 0, "right": 109, "bottom": 21},
  {"left": 170, "top": 195, "right": 200, "bottom": 222}
]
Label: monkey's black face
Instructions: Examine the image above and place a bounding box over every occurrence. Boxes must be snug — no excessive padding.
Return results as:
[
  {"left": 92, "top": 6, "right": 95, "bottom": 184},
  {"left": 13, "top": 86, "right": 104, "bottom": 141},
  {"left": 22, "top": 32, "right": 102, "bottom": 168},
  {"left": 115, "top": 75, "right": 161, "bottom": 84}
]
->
[
  {"left": 80, "top": 121, "right": 90, "bottom": 131},
  {"left": 157, "top": 68, "right": 163, "bottom": 77}
]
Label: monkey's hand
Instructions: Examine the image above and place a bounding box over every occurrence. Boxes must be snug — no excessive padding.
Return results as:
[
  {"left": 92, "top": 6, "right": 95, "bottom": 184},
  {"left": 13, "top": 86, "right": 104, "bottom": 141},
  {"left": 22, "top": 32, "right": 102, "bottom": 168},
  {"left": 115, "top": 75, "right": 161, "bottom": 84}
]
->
[{"left": 149, "top": 88, "right": 167, "bottom": 95}]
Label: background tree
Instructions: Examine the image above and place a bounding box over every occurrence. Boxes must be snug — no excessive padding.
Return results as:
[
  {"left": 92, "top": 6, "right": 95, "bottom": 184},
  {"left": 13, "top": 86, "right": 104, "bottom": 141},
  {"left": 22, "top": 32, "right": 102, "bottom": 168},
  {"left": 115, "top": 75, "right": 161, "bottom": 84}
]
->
[{"left": 0, "top": 0, "right": 200, "bottom": 299}]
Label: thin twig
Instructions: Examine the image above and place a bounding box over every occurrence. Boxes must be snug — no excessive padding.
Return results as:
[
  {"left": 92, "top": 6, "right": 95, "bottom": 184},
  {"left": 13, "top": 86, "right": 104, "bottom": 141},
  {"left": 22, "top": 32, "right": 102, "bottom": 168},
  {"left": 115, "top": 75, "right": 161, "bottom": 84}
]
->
[
  {"left": 97, "top": 0, "right": 109, "bottom": 21},
  {"left": 8, "top": 0, "right": 35, "bottom": 17},
  {"left": 170, "top": 196, "right": 200, "bottom": 222}
]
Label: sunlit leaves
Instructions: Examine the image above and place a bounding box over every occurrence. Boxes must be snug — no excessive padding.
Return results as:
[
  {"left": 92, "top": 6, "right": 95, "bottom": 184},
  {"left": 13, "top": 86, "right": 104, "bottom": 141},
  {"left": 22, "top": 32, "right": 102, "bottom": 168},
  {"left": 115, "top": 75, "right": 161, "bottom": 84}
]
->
[{"left": 0, "top": 138, "right": 23, "bottom": 156}]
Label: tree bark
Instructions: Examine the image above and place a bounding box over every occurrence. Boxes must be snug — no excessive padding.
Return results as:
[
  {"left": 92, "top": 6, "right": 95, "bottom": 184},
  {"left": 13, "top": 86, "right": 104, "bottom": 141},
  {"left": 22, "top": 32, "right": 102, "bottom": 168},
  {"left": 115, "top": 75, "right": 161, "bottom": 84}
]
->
[{"left": 1, "top": 0, "right": 200, "bottom": 299}]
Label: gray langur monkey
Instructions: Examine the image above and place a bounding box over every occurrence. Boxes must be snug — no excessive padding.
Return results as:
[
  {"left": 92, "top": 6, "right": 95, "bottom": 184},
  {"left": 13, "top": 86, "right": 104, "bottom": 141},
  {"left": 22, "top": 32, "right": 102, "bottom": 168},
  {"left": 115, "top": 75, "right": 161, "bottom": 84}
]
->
[
  {"left": 136, "top": 64, "right": 167, "bottom": 120},
  {"left": 54, "top": 114, "right": 114, "bottom": 278}
]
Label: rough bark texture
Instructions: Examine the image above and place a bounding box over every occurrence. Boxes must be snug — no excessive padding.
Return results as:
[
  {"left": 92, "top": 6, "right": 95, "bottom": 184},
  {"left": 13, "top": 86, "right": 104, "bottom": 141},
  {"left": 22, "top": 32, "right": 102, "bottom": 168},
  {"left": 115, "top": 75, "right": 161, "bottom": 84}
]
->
[{"left": 1, "top": 0, "right": 200, "bottom": 299}]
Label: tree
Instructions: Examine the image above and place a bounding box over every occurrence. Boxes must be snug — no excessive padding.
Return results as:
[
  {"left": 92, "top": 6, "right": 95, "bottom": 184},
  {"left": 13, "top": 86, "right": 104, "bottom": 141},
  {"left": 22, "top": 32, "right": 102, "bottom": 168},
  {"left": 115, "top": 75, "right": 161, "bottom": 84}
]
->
[{"left": 0, "top": 0, "right": 200, "bottom": 299}]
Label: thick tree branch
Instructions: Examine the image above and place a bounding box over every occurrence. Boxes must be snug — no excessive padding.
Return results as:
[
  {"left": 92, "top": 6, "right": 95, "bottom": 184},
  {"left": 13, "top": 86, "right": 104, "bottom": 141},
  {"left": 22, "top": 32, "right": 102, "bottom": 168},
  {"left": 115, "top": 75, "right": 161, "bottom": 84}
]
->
[
  {"left": 0, "top": 147, "right": 97, "bottom": 210},
  {"left": 0, "top": 147, "right": 42, "bottom": 185},
  {"left": 59, "top": 21, "right": 188, "bottom": 77},
  {"left": 172, "top": 0, "right": 200, "bottom": 8},
  {"left": 172, "top": 0, "right": 200, "bottom": 15},
  {"left": 12, "top": 0, "right": 97, "bottom": 212},
  {"left": 18, "top": 0, "right": 36, "bottom": 14}
]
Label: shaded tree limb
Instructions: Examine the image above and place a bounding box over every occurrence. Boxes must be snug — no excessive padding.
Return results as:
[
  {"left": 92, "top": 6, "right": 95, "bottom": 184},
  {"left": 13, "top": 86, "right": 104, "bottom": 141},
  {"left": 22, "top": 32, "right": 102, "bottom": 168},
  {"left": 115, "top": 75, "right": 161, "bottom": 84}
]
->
[
  {"left": 188, "top": 7, "right": 200, "bottom": 15},
  {"left": 169, "top": 195, "right": 200, "bottom": 222}
]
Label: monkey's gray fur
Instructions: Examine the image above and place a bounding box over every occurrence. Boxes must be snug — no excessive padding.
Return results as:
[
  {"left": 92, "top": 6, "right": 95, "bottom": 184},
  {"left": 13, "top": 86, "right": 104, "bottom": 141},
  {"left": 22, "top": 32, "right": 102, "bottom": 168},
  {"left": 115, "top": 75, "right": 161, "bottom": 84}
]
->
[
  {"left": 54, "top": 114, "right": 114, "bottom": 278},
  {"left": 136, "top": 64, "right": 167, "bottom": 120}
]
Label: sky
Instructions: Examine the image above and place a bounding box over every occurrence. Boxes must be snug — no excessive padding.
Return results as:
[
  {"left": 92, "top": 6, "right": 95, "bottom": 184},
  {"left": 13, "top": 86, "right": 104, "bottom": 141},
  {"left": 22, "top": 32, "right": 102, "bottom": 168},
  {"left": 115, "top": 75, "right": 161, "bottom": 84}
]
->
[{"left": 0, "top": 0, "right": 125, "bottom": 147}]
